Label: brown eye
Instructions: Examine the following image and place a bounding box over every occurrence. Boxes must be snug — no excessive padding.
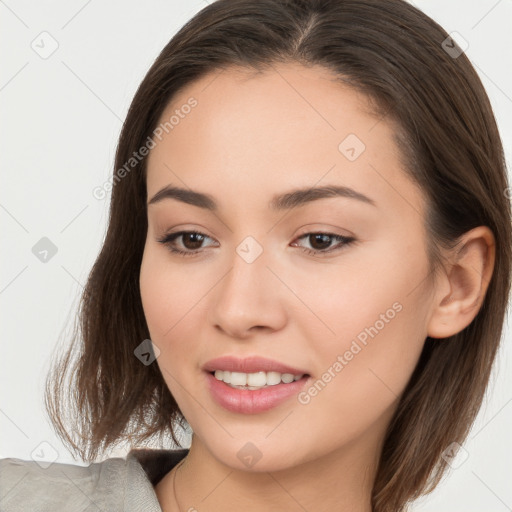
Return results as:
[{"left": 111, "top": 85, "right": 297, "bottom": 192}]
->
[
  {"left": 157, "top": 230, "right": 217, "bottom": 257},
  {"left": 181, "top": 232, "right": 206, "bottom": 250},
  {"left": 308, "top": 234, "right": 334, "bottom": 251},
  {"left": 292, "top": 232, "right": 356, "bottom": 256}
]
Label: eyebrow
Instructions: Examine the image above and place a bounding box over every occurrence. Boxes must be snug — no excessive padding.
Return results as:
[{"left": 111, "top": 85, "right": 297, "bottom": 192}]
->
[{"left": 147, "top": 184, "right": 376, "bottom": 210}]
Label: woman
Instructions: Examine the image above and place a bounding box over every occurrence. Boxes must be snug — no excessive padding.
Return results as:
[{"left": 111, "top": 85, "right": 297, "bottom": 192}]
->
[{"left": 1, "top": 0, "right": 510, "bottom": 511}]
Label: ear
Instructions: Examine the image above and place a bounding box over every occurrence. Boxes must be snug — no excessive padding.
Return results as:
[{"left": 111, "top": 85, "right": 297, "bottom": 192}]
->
[{"left": 427, "top": 226, "right": 495, "bottom": 339}]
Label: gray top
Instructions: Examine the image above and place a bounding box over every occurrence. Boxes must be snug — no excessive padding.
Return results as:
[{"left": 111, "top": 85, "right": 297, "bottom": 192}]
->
[{"left": 0, "top": 448, "right": 189, "bottom": 511}]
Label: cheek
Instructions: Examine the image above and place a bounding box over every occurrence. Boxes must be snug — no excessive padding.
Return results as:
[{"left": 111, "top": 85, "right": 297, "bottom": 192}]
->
[
  {"left": 295, "top": 301, "right": 426, "bottom": 452},
  {"left": 286, "top": 234, "right": 431, "bottom": 348},
  {"left": 290, "top": 311, "right": 429, "bottom": 459},
  {"left": 139, "top": 244, "right": 227, "bottom": 412},
  {"left": 139, "top": 245, "right": 208, "bottom": 340},
  {"left": 294, "top": 240, "right": 431, "bottom": 430},
  {"left": 139, "top": 247, "right": 210, "bottom": 406}
]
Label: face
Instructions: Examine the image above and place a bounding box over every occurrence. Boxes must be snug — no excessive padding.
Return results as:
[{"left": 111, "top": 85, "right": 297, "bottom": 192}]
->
[{"left": 140, "top": 62, "right": 435, "bottom": 472}]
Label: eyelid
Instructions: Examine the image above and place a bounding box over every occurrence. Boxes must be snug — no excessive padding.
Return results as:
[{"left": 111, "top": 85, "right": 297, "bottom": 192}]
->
[
  {"left": 157, "top": 228, "right": 356, "bottom": 258},
  {"left": 293, "top": 223, "right": 355, "bottom": 238},
  {"left": 157, "top": 230, "right": 218, "bottom": 250},
  {"left": 291, "top": 232, "right": 356, "bottom": 256}
]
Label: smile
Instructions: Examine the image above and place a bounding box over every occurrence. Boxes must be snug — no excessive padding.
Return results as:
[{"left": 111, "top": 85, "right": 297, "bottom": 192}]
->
[
  {"left": 212, "top": 370, "right": 304, "bottom": 390},
  {"left": 205, "top": 371, "right": 310, "bottom": 414}
]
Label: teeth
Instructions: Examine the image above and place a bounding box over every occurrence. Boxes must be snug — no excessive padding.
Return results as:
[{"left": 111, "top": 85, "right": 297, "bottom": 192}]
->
[
  {"left": 213, "top": 370, "right": 304, "bottom": 389},
  {"left": 281, "top": 373, "right": 294, "bottom": 384},
  {"left": 247, "top": 371, "right": 266, "bottom": 387},
  {"left": 230, "top": 371, "right": 247, "bottom": 386},
  {"left": 267, "top": 371, "right": 282, "bottom": 386}
]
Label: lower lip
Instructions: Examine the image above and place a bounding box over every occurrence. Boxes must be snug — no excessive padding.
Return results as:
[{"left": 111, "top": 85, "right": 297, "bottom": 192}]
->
[{"left": 205, "top": 371, "right": 310, "bottom": 414}]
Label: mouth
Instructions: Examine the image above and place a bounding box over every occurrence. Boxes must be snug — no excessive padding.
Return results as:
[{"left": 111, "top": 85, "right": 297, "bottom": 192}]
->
[
  {"left": 208, "top": 369, "right": 309, "bottom": 391},
  {"left": 202, "top": 355, "right": 311, "bottom": 414},
  {"left": 202, "top": 354, "right": 309, "bottom": 376},
  {"left": 204, "top": 369, "right": 311, "bottom": 414}
]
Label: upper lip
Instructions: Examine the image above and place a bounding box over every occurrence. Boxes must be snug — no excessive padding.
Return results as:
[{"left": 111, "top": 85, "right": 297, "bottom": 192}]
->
[{"left": 202, "top": 356, "right": 309, "bottom": 375}]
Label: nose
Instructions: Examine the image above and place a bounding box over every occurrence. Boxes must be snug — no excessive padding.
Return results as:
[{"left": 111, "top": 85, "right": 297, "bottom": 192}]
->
[{"left": 208, "top": 244, "right": 287, "bottom": 340}]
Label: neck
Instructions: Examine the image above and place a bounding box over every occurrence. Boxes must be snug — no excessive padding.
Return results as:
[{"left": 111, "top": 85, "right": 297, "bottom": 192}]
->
[{"left": 156, "top": 432, "right": 382, "bottom": 512}]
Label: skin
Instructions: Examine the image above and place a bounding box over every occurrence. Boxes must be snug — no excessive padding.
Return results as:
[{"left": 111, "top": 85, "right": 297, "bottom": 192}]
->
[{"left": 139, "top": 62, "right": 495, "bottom": 512}]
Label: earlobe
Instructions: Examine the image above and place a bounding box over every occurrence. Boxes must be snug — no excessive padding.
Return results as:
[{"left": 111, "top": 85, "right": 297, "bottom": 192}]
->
[{"left": 427, "top": 226, "right": 495, "bottom": 339}]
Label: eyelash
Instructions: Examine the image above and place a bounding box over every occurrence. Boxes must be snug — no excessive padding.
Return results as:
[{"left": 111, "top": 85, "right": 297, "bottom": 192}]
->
[{"left": 156, "top": 230, "right": 356, "bottom": 258}]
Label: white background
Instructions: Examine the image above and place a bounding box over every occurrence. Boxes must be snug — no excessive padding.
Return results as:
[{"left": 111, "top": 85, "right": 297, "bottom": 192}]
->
[{"left": 1, "top": 1, "right": 511, "bottom": 510}]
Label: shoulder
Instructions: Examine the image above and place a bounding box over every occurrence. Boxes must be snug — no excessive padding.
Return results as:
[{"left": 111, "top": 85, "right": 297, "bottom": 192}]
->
[
  {"left": 0, "top": 448, "right": 188, "bottom": 512},
  {"left": 0, "top": 455, "right": 128, "bottom": 511}
]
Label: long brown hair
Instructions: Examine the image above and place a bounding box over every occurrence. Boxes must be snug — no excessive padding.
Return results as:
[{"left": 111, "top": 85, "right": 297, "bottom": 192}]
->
[{"left": 44, "top": 1, "right": 511, "bottom": 510}]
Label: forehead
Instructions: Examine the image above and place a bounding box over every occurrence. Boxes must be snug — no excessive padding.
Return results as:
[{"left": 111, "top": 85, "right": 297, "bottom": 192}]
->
[{"left": 146, "top": 62, "right": 424, "bottom": 219}]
